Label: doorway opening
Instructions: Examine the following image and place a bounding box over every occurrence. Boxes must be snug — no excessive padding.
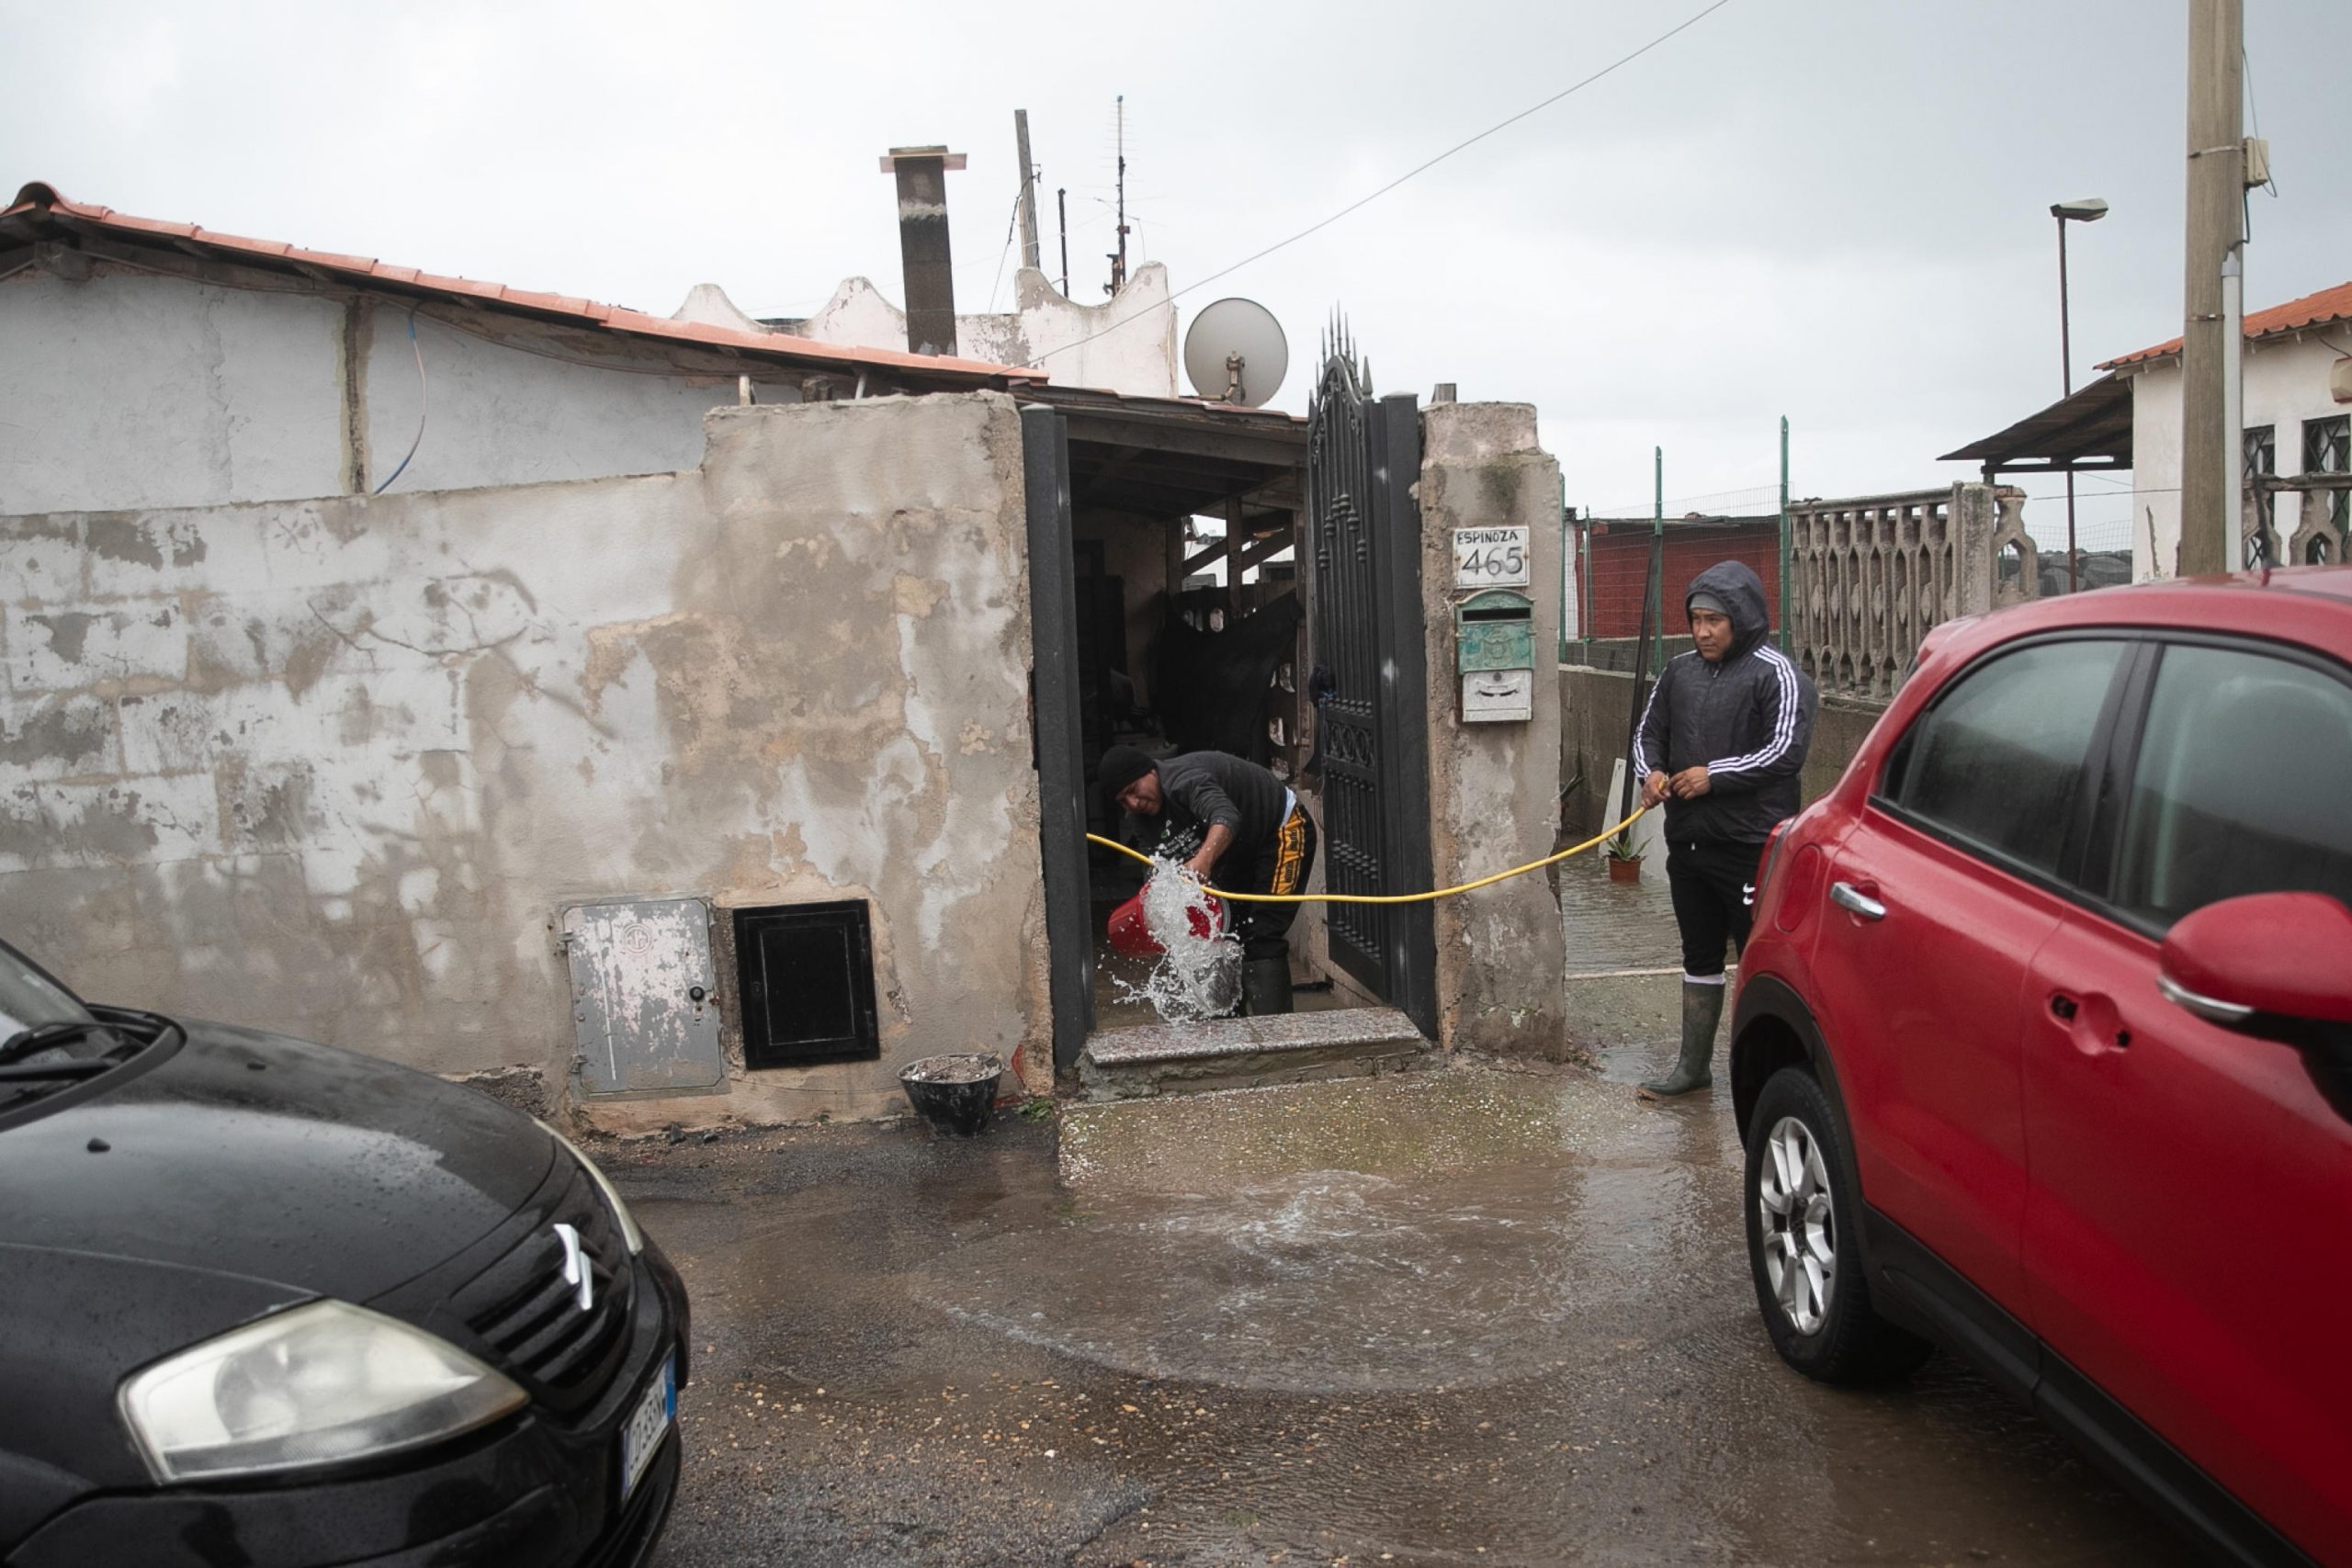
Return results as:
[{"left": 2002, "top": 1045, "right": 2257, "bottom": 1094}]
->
[{"left": 1022, "top": 388, "right": 1367, "bottom": 1051}]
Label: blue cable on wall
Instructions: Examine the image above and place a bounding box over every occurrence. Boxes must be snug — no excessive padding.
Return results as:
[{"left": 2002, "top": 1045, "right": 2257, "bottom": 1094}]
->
[{"left": 372, "top": 304, "right": 428, "bottom": 496}]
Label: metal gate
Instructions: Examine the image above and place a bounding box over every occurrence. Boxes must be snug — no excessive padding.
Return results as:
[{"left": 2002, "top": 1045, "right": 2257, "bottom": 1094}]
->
[{"left": 1307, "top": 333, "right": 1437, "bottom": 1035}]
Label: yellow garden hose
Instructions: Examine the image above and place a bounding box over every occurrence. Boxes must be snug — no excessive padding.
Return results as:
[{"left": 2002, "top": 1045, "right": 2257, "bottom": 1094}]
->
[{"left": 1085, "top": 805, "right": 1649, "bottom": 906}]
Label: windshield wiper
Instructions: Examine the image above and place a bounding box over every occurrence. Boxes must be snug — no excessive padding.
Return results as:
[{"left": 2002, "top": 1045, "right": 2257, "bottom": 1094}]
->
[
  {"left": 0, "top": 1058, "right": 114, "bottom": 1083},
  {"left": 0, "top": 1019, "right": 112, "bottom": 1065}
]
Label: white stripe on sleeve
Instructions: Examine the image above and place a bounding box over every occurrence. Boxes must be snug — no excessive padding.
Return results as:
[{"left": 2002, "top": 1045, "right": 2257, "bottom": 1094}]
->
[
  {"left": 1631, "top": 665, "right": 1668, "bottom": 782},
  {"left": 1709, "top": 647, "right": 1799, "bottom": 776}
]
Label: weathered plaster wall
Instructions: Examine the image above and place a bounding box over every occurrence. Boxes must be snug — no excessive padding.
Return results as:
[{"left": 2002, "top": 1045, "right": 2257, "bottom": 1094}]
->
[
  {"left": 1416, "top": 404, "right": 1566, "bottom": 1055},
  {"left": 0, "top": 393, "right": 1048, "bottom": 1125},
  {"left": 0, "top": 268, "right": 805, "bottom": 516},
  {"left": 2127, "top": 334, "right": 2347, "bottom": 579},
  {"left": 354, "top": 304, "right": 801, "bottom": 496},
  {"left": 0, "top": 271, "right": 347, "bottom": 512},
  {"left": 775, "top": 265, "right": 1179, "bottom": 399}
]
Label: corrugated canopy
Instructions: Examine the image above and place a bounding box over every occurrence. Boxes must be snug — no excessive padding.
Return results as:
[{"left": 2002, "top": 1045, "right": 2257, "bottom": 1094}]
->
[{"left": 1939, "top": 374, "right": 2132, "bottom": 475}]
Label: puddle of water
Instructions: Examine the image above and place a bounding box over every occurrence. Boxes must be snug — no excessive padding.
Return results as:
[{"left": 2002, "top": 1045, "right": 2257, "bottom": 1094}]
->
[
  {"left": 916, "top": 1132, "right": 1745, "bottom": 1398},
  {"left": 638, "top": 1073, "right": 2195, "bottom": 1568},
  {"left": 919, "top": 1162, "right": 1583, "bottom": 1392}
]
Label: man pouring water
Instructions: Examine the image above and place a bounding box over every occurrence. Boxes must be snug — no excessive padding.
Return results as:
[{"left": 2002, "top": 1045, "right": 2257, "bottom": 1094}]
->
[{"left": 1098, "top": 746, "right": 1317, "bottom": 1016}]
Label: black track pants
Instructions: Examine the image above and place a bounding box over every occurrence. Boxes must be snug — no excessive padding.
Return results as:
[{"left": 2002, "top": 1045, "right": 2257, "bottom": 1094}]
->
[
  {"left": 1666, "top": 837, "right": 1766, "bottom": 981},
  {"left": 1218, "top": 804, "right": 1317, "bottom": 962}
]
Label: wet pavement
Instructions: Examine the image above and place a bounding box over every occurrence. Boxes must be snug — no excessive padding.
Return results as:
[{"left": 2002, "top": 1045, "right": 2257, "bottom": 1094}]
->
[
  {"left": 617, "top": 1050, "right": 2192, "bottom": 1567},
  {"left": 1560, "top": 854, "right": 1685, "bottom": 979}
]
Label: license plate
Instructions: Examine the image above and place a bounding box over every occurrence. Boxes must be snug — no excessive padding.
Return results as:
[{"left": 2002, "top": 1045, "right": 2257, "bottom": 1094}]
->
[{"left": 618, "top": 1352, "right": 676, "bottom": 1504}]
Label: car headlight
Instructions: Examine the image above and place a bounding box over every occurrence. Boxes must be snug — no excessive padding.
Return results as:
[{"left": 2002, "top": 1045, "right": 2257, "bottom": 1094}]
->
[
  {"left": 535, "top": 1118, "right": 645, "bottom": 1255},
  {"left": 119, "top": 1300, "right": 526, "bottom": 1483}
]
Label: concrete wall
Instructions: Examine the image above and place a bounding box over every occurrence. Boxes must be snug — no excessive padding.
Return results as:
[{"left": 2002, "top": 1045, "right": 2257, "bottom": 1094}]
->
[
  {"left": 0, "top": 266, "right": 809, "bottom": 516},
  {"left": 777, "top": 264, "right": 1179, "bottom": 399},
  {"left": 1417, "top": 404, "right": 1566, "bottom": 1055},
  {"left": 0, "top": 393, "right": 1048, "bottom": 1126},
  {"left": 1557, "top": 662, "right": 1889, "bottom": 840},
  {"left": 2127, "top": 334, "right": 2348, "bottom": 579}
]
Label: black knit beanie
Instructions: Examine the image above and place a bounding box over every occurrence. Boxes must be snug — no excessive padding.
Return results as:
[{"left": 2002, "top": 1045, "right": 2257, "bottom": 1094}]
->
[{"left": 1098, "top": 745, "right": 1156, "bottom": 802}]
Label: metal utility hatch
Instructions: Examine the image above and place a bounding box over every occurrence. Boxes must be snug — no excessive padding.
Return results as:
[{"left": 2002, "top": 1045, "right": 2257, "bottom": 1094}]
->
[{"left": 561, "top": 897, "right": 726, "bottom": 1097}]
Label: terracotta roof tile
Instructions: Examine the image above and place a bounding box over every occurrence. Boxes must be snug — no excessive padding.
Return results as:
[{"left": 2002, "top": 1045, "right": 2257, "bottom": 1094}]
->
[
  {"left": 296, "top": 249, "right": 381, "bottom": 273},
  {"left": 3, "top": 180, "right": 1043, "bottom": 386},
  {"left": 2099, "top": 278, "right": 2352, "bottom": 369}
]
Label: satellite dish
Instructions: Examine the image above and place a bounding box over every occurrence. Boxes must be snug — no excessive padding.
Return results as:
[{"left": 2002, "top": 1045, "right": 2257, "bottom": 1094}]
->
[{"left": 1183, "top": 298, "right": 1289, "bottom": 408}]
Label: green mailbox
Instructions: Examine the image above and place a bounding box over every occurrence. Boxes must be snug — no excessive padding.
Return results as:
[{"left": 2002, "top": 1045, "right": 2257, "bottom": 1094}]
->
[{"left": 1454, "top": 589, "right": 1535, "bottom": 723}]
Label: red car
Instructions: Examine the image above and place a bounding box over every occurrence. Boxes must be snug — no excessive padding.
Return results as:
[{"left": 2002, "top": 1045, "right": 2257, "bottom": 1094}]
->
[{"left": 1733, "top": 566, "right": 2352, "bottom": 1567}]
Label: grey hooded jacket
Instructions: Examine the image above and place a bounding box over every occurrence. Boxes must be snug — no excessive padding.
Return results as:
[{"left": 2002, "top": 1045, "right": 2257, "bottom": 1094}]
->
[{"left": 1633, "top": 560, "right": 1818, "bottom": 846}]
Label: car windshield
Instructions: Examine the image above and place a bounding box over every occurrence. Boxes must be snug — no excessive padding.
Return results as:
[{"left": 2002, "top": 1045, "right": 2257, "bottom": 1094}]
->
[
  {"left": 1, "top": 947, "right": 96, "bottom": 1047},
  {"left": 0, "top": 948, "right": 137, "bottom": 1111}
]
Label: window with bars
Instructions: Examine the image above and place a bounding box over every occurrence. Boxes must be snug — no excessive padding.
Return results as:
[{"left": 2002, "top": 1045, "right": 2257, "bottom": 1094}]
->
[
  {"left": 2243, "top": 424, "right": 2278, "bottom": 564},
  {"left": 2303, "top": 415, "right": 2349, "bottom": 564}
]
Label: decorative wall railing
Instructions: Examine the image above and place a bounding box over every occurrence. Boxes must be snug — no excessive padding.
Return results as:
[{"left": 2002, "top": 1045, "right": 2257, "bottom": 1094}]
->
[{"left": 1785, "top": 483, "right": 2036, "bottom": 700}]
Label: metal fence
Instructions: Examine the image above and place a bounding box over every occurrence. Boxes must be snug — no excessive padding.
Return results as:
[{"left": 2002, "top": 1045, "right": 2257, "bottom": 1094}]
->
[{"left": 1565, "top": 481, "right": 2130, "bottom": 700}]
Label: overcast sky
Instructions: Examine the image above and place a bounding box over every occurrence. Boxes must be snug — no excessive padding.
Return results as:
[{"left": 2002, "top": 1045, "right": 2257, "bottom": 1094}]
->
[{"left": 7, "top": 0, "right": 2346, "bottom": 547}]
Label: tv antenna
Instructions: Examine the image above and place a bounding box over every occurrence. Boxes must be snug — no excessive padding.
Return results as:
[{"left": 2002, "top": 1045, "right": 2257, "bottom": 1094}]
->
[
  {"left": 1106, "top": 95, "right": 1129, "bottom": 295},
  {"left": 1183, "top": 298, "right": 1289, "bottom": 408}
]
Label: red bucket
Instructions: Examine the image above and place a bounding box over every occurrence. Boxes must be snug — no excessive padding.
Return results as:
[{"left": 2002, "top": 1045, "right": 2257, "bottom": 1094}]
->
[{"left": 1107, "top": 887, "right": 1225, "bottom": 956}]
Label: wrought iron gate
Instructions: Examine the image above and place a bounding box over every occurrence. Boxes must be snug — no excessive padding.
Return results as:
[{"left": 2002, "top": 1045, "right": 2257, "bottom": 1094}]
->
[{"left": 1307, "top": 332, "right": 1437, "bottom": 1036}]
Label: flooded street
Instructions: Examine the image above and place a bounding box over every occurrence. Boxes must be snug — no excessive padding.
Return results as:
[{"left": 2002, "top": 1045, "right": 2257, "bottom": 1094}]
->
[{"left": 619, "top": 1050, "right": 2190, "bottom": 1567}]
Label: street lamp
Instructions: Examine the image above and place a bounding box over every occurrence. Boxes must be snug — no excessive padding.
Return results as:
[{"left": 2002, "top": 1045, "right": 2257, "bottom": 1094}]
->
[{"left": 2053, "top": 197, "right": 2109, "bottom": 592}]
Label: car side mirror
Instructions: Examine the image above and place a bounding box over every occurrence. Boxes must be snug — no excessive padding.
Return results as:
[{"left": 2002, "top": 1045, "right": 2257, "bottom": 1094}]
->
[{"left": 2158, "top": 892, "right": 2352, "bottom": 1044}]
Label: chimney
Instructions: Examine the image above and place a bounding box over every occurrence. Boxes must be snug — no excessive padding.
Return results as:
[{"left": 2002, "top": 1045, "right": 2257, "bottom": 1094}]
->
[{"left": 878, "top": 146, "right": 966, "bottom": 356}]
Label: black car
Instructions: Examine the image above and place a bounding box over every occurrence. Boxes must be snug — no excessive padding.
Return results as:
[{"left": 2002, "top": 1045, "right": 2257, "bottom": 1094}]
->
[{"left": 0, "top": 942, "right": 690, "bottom": 1567}]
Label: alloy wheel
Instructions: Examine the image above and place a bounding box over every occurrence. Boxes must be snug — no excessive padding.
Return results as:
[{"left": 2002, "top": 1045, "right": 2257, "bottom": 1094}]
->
[{"left": 1757, "top": 1114, "right": 1837, "bottom": 1336}]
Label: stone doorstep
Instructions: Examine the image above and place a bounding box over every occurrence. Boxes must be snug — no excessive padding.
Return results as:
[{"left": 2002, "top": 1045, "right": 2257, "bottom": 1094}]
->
[{"left": 1076, "top": 1007, "right": 1430, "bottom": 1101}]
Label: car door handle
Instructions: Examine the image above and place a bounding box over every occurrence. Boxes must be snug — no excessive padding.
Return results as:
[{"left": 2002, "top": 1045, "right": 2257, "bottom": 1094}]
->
[
  {"left": 2050, "top": 989, "right": 2132, "bottom": 1051},
  {"left": 1829, "top": 881, "right": 1886, "bottom": 920}
]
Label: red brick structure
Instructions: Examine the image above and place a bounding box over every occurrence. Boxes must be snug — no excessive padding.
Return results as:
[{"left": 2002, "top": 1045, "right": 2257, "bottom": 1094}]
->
[{"left": 1574, "top": 516, "right": 1782, "bottom": 640}]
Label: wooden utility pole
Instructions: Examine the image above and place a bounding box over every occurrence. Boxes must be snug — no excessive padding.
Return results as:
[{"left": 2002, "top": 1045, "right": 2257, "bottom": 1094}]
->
[
  {"left": 1013, "top": 109, "right": 1042, "bottom": 274},
  {"left": 2177, "top": 0, "right": 2244, "bottom": 577}
]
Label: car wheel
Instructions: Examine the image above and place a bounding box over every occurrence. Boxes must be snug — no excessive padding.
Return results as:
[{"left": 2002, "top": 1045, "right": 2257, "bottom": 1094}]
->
[{"left": 1744, "top": 1066, "right": 1931, "bottom": 1383}]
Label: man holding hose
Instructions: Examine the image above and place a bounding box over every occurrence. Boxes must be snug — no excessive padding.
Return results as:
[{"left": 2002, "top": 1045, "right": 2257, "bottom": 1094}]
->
[
  {"left": 1099, "top": 746, "right": 1317, "bottom": 1016},
  {"left": 1632, "top": 560, "right": 1817, "bottom": 1100}
]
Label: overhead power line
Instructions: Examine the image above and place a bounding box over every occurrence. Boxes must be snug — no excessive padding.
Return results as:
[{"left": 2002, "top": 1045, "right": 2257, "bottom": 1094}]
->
[{"left": 1024, "top": 0, "right": 1742, "bottom": 368}]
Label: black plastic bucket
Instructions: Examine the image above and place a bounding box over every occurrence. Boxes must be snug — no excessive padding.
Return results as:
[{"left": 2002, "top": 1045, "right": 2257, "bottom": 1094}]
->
[{"left": 899, "top": 1053, "right": 1003, "bottom": 1137}]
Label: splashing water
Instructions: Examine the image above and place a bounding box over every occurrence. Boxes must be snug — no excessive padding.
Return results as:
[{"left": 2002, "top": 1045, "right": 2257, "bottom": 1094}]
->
[{"left": 1114, "top": 857, "right": 1241, "bottom": 1022}]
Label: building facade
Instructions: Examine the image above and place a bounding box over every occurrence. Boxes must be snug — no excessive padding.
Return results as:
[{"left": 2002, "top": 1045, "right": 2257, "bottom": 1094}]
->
[{"left": 2104, "top": 280, "right": 2352, "bottom": 579}]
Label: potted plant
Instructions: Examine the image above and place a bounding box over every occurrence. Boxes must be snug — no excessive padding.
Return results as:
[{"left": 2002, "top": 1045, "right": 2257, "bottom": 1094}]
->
[{"left": 1604, "top": 828, "right": 1644, "bottom": 883}]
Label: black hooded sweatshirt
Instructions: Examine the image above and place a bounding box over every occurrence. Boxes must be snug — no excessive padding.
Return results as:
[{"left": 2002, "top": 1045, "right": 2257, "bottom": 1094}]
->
[
  {"left": 1633, "top": 560, "right": 1818, "bottom": 846},
  {"left": 1121, "top": 750, "right": 1293, "bottom": 871}
]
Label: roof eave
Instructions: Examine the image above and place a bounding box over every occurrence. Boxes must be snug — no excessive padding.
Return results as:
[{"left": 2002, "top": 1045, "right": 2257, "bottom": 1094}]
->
[{"left": 2, "top": 183, "right": 1044, "bottom": 389}]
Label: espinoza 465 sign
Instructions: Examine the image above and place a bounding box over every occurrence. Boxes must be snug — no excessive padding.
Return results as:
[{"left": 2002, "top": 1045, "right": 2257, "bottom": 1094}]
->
[{"left": 1453, "top": 526, "right": 1531, "bottom": 589}]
